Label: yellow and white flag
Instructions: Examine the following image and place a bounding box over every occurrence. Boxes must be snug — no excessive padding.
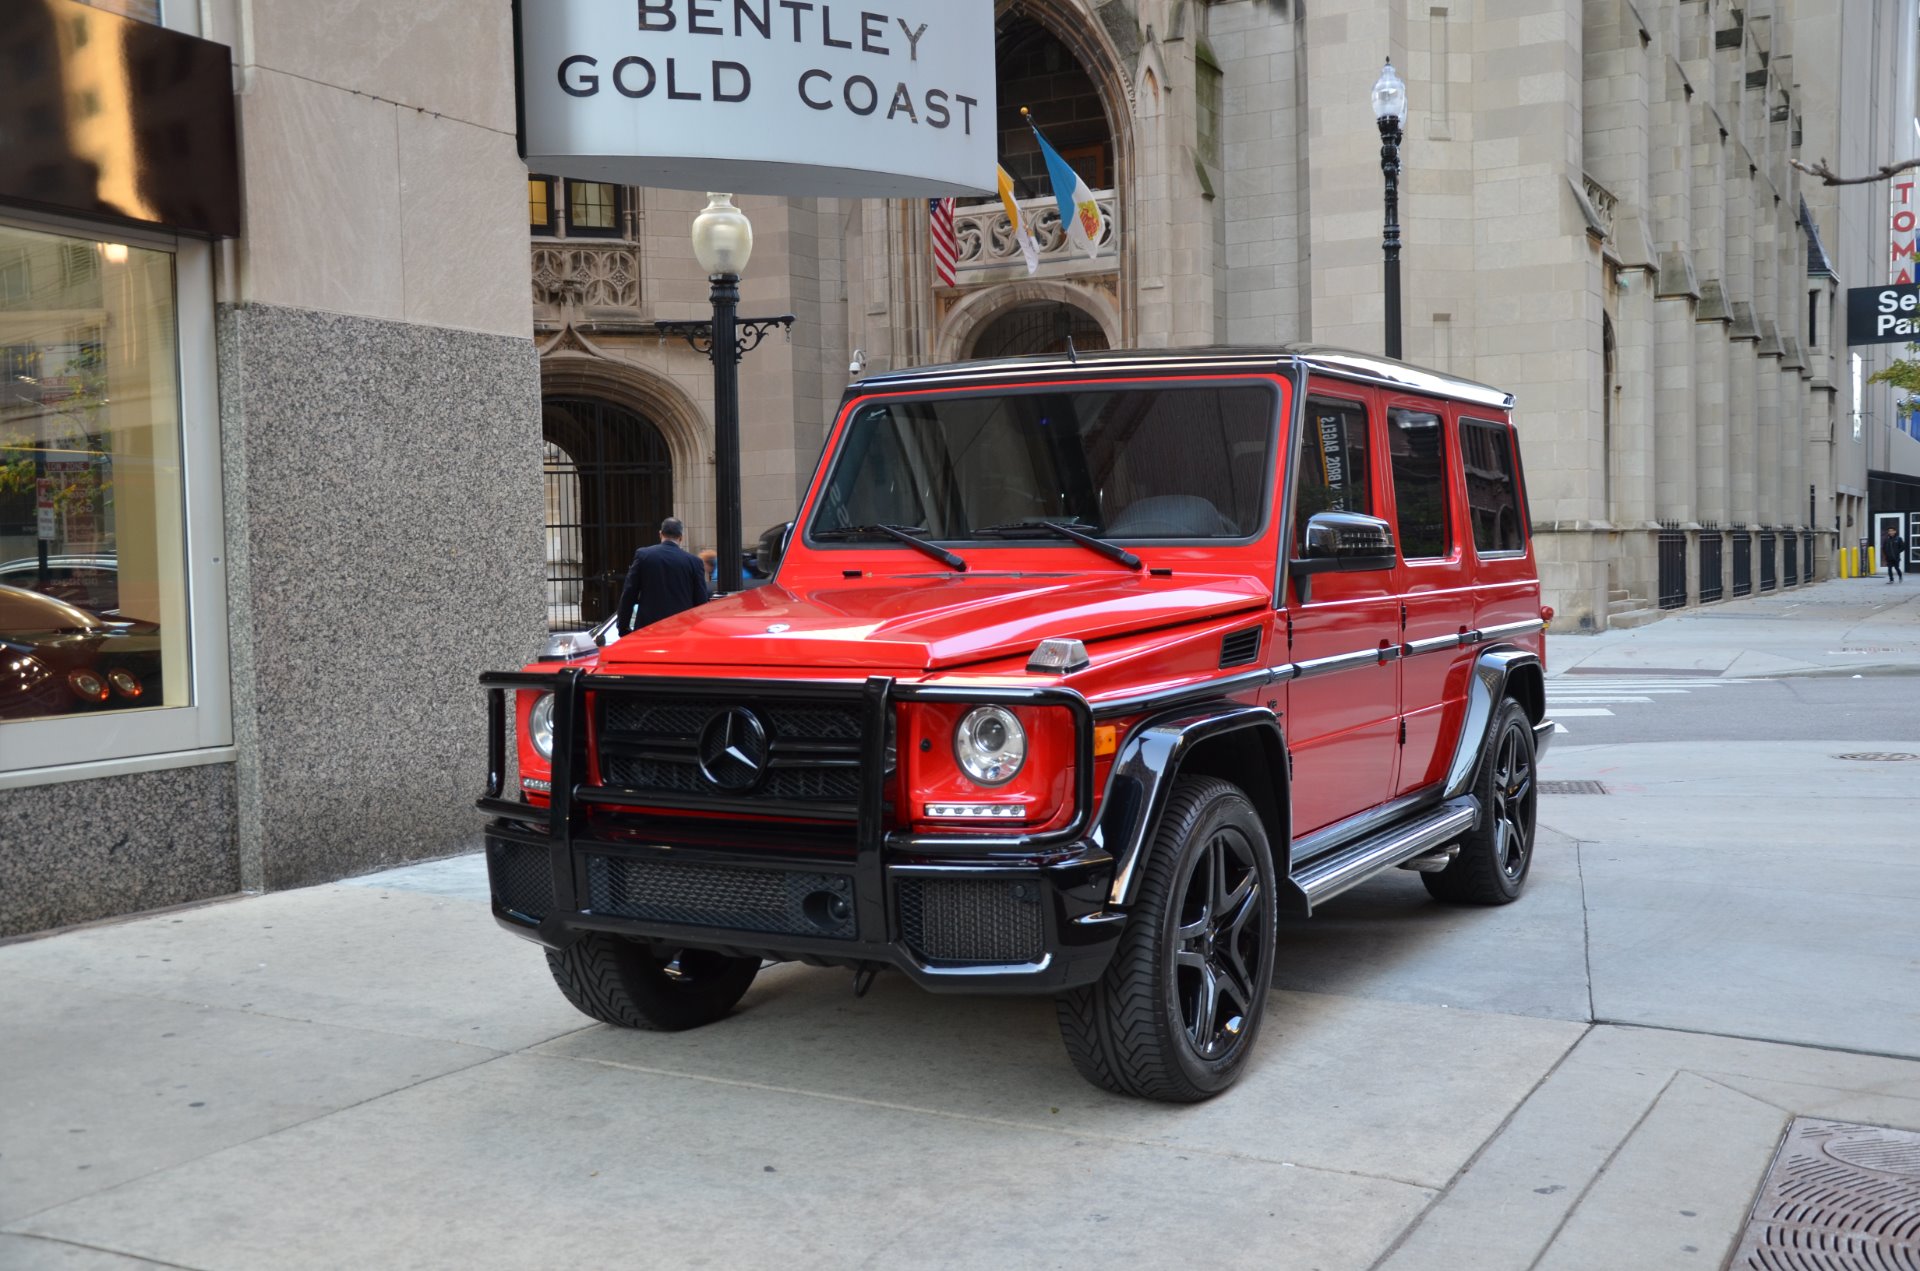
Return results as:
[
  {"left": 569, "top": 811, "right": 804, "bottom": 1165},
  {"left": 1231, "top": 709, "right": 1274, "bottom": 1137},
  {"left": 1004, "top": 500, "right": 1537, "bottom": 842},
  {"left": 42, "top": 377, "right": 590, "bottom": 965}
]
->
[{"left": 996, "top": 164, "right": 1041, "bottom": 276}]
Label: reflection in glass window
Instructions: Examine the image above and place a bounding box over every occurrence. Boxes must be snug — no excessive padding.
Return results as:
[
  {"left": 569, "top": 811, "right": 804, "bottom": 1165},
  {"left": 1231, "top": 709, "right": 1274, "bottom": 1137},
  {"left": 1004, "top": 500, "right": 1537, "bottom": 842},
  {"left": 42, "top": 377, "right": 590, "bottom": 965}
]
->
[
  {"left": 1295, "top": 397, "right": 1372, "bottom": 549},
  {"left": 811, "top": 385, "right": 1277, "bottom": 541},
  {"left": 0, "top": 223, "right": 186, "bottom": 722},
  {"left": 529, "top": 176, "right": 555, "bottom": 234},
  {"left": 567, "top": 181, "right": 620, "bottom": 236},
  {"left": 1462, "top": 418, "right": 1526, "bottom": 554},
  {"left": 1387, "top": 407, "right": 1451, "bottom": 559}
]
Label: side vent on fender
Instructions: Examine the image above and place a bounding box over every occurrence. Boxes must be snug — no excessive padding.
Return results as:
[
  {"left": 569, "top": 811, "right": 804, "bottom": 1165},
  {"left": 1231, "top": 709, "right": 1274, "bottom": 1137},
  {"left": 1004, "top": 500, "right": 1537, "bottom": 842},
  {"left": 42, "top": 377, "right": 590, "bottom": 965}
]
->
[{"left": 1219, "top": 626, "right": 1263, "bottom": 668}]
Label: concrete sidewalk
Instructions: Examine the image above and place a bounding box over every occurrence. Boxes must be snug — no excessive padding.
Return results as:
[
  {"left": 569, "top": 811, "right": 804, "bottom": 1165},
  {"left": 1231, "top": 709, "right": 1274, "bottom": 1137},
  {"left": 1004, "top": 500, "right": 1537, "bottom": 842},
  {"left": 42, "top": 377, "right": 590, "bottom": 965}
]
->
[
  {"left": 3, "top": 592, "right": 1917, "bottom": 1269},
  {"left": 1547, "top": 575, "right": 1920, "bottom": 678}
]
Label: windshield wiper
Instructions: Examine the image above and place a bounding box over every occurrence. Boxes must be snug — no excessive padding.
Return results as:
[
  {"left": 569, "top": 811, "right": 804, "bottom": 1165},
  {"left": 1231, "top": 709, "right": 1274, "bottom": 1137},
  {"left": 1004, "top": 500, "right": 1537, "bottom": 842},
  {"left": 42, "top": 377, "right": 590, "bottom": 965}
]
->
[
  {"left": 812, "top": 523, "right": 968, "bottom": 571},
  {"left": 975, "top": 519, "right": 1143, "bottom": 570}
]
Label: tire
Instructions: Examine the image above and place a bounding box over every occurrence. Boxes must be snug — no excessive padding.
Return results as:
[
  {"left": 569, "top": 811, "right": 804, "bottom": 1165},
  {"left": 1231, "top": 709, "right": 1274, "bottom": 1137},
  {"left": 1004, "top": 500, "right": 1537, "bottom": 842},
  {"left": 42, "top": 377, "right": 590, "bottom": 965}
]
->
[
  {"left": 1423, "top": 699, "right": 1538, "bottom": 905},
  {"left": 1055, "top": 776, "right": 1278, "bottom": 1102},
  {"left": 545, "top": 934, "right": 759, "bottom": 1031}
]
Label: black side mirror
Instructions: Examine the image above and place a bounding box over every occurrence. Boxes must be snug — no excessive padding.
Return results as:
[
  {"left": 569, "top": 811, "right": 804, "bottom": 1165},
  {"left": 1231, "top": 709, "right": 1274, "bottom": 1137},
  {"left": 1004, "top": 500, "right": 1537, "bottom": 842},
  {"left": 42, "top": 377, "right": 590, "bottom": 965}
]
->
[
  {"left": 1291, "top": 511, "right": 1397, "bottom": 602},
  {"left": 755, "top": 521, "right": 796, "bottom": 578}
]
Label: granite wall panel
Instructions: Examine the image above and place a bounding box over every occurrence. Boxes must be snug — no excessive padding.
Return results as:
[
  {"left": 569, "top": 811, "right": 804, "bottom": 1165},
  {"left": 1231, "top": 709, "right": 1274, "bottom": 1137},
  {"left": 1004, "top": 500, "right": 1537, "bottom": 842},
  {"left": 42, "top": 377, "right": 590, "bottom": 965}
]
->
[
  {"left": 218, "top": 303, "right": 544, "bottom": 891},
  {"left": 0, "top": 763, "right": 239, "bottom": 937}
]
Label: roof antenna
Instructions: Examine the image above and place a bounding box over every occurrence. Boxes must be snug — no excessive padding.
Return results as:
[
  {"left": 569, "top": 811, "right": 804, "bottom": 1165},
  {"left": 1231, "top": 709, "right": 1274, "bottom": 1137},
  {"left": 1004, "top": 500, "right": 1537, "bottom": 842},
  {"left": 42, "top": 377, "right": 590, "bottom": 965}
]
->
[{"left": 1066, "top": 334, "right": 1078, "bottom": 364}]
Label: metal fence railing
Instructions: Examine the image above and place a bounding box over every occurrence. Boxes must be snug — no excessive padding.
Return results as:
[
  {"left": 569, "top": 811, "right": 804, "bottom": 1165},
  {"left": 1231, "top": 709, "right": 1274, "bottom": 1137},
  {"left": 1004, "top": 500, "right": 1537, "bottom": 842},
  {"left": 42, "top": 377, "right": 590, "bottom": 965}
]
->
[
  {"left": 1804, "top": 532, "right": 1816, "bottom": 582},
  {"left": 1759, "top": 531, "right": 1777, "bottom": 592},
  {"left": 1732, "top": 531, "right": 1753, "bottom": 597},
  {"left": 1657, "top": 527, "right": 1689, "bottom": 609},
  {"left": 1699, "top": 531, "right": 1724, "bottom": 604},
  {"left": 1783, "top": 533, "right": 1799, "bottom": 588}
]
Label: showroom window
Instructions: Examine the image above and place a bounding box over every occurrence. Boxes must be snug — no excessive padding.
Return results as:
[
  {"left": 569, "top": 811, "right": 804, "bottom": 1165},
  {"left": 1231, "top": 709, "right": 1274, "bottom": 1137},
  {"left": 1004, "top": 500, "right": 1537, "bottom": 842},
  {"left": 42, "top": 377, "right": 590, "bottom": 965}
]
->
[{"left": 0, "top": 214, "right": 229, "bottom": 781}]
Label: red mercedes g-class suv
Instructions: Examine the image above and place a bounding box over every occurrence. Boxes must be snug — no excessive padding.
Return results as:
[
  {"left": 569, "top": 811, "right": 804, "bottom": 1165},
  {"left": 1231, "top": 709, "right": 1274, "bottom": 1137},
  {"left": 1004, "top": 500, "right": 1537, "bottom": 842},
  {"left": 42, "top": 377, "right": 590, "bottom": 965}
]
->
[{"left": 480, "top": 346, "right": 1552, "bottom": 1102}]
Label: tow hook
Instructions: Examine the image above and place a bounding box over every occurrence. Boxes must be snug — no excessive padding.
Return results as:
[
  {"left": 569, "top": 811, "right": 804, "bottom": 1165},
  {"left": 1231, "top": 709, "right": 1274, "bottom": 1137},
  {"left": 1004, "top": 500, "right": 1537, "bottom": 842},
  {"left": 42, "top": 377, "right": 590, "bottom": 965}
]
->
[{"left": 852, "top": 962, "right": 881, "bottom": 998}]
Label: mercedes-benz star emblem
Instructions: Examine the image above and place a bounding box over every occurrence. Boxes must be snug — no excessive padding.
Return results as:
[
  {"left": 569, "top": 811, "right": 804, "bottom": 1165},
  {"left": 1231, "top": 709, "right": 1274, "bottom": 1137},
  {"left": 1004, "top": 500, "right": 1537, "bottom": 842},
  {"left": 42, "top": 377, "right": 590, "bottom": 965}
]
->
[{"left": 697, "top": 707, "right": 769, "bottom": 792}]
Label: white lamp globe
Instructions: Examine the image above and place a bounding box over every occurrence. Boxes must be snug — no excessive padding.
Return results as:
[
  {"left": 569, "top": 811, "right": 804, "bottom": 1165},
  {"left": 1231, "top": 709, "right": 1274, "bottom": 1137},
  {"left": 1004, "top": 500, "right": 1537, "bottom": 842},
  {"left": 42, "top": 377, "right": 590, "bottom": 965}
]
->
[
  {"left": 691, "top": 192, "right": 753, "bottom": 277},
  {"left": 1372, "top": 59, "right": 1408, "bottom": 124}
]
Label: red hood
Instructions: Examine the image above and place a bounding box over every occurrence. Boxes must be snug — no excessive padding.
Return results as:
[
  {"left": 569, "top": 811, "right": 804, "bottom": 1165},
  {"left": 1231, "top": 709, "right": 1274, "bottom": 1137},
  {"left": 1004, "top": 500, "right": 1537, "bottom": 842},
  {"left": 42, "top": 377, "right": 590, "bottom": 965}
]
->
[{"left": 600, "top": 572, "right": 1271, "bottom": 673}]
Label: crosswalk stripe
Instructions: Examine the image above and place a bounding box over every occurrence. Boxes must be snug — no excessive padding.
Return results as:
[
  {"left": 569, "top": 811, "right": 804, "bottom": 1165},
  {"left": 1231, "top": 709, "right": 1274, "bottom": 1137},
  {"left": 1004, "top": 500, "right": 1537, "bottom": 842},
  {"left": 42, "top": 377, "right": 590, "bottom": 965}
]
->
[
  {"left": 1549, "top": 696, "right": 1655, "bottom": 704},
  {"left": 1551, "top": 708, "right": 1616, "bottom": 717}
]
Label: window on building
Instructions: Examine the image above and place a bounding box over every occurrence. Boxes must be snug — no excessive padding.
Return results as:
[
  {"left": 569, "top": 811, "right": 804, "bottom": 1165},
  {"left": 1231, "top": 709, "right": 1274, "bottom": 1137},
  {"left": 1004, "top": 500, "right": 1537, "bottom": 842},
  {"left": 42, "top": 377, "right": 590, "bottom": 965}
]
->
[
  {"left": 1, "top": 217, "right": 229, "bottom": 774},
  {"left": 1387, "top": 406, "right": 1451, "bottom": 559},
  {"left": 1296, "top": 397, "right": 1373, "bottom": 550},
  {"left": 1461, "top": 418, "right": 1526, "bottom": 554},
  {"left": 1808, "top": 291, "right": 1819, "bottom": 347},
  {"left": 529, "top": 176, "right": 555, "bottom": 235},
  {"left": 565, "top": 181, "right": 621, "bottom": 237}
]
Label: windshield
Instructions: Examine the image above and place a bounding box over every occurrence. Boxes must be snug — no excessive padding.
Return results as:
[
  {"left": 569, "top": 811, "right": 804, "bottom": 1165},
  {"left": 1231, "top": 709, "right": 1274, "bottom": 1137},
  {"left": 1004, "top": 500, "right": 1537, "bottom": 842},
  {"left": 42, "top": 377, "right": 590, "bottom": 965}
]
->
[{"left": 808, "top": 382, "right": 1279, "bottom": 543}]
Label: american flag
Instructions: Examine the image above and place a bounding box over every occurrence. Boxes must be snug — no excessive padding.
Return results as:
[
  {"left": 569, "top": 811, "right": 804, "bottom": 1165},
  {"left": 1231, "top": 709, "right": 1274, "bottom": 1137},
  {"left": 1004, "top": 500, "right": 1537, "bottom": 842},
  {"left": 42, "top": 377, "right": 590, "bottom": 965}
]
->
[{"left": 929, "top": 197, "right": 957, "bottom": 288}]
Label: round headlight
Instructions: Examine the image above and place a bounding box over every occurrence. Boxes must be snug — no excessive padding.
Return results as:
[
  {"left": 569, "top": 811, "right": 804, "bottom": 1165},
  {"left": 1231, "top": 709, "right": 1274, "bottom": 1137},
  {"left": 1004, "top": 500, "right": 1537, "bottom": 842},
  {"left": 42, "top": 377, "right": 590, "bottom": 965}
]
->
[
  {"left": 953, "top": 705, "right": 1026, "bottom": 786},
  {"left": 67, "top": 669, "right": 109, "bottom": 702},
  {"left": 527, "top": 692, "right": 556, "bottom": 760},
  {"left": 107, "top": 668, "right": 143, "bottom": 698}
]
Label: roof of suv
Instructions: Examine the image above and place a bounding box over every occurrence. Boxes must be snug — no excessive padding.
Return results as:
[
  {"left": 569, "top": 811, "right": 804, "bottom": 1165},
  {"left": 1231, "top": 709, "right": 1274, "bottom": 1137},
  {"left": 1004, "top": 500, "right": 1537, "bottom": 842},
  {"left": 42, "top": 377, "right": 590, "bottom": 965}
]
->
[{"left": 849, "top": 344, "right": 1516, "bottom": 412}]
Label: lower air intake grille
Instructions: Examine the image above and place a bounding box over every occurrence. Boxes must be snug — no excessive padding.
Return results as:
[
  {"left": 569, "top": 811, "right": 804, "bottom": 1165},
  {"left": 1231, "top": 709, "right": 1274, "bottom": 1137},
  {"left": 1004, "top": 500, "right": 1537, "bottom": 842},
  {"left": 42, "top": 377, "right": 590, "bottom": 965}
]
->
[
  {"left": 585, "top": 855, "right": 856, "bottom": 940},
  {"left": 897, "top": 879, "right": 1045, "bottom": 965},
  {"left": 487, "top": 839, "right": 552, "bottom": 922}
]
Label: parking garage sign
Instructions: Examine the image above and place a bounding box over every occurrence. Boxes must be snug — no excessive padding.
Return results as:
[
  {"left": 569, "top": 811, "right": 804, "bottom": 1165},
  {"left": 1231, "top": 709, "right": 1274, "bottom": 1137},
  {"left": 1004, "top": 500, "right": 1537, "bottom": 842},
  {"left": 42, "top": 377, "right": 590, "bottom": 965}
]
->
[
  {"left": 1847, "top": 283, "right": 1920, "bottom": 345},
  {"left": 514, "top": 0, "right": 996, "bottom": 197}
]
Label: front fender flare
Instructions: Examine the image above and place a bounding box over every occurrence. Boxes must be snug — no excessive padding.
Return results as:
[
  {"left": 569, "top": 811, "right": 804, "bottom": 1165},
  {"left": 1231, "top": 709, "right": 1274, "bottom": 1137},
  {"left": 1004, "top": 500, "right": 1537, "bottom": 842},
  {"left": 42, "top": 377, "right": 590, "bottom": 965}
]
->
[{"left": 1095, "top": 704, "right": 1289, "bottom": 908}]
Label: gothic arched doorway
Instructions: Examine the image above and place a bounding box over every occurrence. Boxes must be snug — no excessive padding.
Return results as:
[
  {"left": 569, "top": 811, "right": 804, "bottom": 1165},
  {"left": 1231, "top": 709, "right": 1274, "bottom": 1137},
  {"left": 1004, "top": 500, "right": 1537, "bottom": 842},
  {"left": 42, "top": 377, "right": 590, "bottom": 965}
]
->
[
  {"left": 542, "top": 395, "right": 673, "bottom": 631},
  {"left": 969, "top": 301, "right": 1111, "bottom": 358}
]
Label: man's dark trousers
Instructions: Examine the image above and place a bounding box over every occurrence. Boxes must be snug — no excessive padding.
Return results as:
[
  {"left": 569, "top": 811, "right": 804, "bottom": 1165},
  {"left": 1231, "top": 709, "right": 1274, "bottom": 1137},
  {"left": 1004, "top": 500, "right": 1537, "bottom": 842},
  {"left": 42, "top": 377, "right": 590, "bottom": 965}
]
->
[{"left": 615, "top": 541, "right": 711, "bottom": 632}]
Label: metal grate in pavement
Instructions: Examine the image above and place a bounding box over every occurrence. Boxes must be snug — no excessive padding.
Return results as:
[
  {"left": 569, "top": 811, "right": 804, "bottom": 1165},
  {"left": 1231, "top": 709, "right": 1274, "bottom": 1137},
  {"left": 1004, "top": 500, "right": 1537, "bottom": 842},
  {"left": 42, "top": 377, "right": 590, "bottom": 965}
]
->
[
  {"left": 1833, "top": 753, "right": 1920, "bottom": 763},
  {"left": 1727, "top": 1118, "right": 1920, "bottom": 1269},
  {"left": 1538, "top": 780, "right": 1609, "bottom": 795}
]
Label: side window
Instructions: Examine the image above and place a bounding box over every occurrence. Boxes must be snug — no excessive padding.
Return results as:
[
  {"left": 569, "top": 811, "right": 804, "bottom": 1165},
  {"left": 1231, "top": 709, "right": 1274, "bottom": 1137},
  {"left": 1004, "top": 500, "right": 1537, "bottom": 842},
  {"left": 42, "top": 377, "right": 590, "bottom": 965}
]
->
[
  {"left": 1462, "top": 418, "right": 1526, "bottom": 554},
  {"left": 1387, "top": 406, "right": 1451, "bottom": 559},
  {"left": 1295, "top": 396, "right": 1372, "bottom": 550}
]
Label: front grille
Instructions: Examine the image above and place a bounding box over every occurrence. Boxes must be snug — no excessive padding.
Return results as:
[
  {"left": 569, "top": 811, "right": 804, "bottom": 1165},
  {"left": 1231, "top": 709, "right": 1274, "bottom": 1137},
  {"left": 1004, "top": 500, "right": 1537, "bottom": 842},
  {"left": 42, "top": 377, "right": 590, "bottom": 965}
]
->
[
  {"left": 585, "top": 854, "right": 857, "bottom": 940},
  {"left": 487, "top": 838, "right": 551, "bottom": 921},
  {"left": 596, "top": 693, "right": 869, "bottom": 809},
  {"left": 897, "top": 878, "right": 1045, "bottom": 965}
]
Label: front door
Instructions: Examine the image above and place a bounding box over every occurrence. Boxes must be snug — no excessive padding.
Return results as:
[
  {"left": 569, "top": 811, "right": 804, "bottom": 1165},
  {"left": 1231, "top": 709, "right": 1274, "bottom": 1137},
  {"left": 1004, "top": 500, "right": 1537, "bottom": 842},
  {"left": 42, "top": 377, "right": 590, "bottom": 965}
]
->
[{"left": 1284, "top": 390, "right": 1402, "bottom": 836}]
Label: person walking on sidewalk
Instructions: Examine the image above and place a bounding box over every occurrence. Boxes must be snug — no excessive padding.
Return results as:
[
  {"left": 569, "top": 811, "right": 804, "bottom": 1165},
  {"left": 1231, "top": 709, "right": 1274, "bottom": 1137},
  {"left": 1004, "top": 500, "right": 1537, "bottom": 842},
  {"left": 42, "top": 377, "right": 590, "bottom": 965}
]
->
[
  {"left": 614, "top": 517, "right": 711, "bottom": 634},
  {"left": 1883, "top": 524, "right": 1907, "bottom": 584}
]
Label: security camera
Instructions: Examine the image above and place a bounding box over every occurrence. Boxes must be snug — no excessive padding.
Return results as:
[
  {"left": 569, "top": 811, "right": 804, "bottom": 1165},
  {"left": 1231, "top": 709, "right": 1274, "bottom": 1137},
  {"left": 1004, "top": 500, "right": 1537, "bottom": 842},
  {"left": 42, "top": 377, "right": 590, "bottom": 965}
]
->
[{"left": 849, "top": 348, "right": 867, "bottom": 376}]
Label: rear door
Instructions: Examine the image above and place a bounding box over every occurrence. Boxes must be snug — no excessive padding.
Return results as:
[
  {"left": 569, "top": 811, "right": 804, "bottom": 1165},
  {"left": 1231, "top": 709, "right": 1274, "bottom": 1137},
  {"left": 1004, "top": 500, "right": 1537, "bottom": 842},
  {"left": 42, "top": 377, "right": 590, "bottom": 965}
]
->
[
  {"left": 1461, "top": 414, "right": 1539, "bottom": 640},
  {"left": 1283, "top": 386, "right": 1402, "bottom": 836},
  {"left": 1381, "top": 397, "right": 1472, "bottom": 798}
]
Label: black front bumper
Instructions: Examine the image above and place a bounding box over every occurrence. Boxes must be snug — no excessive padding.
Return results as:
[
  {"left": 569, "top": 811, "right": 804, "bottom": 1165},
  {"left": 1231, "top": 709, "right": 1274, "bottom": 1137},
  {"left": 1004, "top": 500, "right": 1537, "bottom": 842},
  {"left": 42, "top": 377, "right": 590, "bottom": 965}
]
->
[{"left": 478, "top": 669, "right": 1125, "bottom": 993}]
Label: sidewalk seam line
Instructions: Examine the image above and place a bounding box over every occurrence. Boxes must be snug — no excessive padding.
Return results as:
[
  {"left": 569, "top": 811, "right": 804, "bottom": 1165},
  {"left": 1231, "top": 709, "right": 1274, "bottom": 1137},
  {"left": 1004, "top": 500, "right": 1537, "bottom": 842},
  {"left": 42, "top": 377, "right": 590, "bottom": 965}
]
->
[
  {"left": 533, "top": 1050, "right": 1442, "bottom": 1192},
  {"left": 1520, "top": 1069, "right": 1682, "bottom": 1271},
  {"left": 0, "top": 1231, "right": 210, "bottom": 1271},
  {"left": 1363, "top": 1023, "right": 1593, "bottom": 1271},
  {"left": 1, "top": 1051, "right": 514, "bottom": 1230},
  {"left": 1591, "top": 1018, "right": 1920, "bottom": 1065}
]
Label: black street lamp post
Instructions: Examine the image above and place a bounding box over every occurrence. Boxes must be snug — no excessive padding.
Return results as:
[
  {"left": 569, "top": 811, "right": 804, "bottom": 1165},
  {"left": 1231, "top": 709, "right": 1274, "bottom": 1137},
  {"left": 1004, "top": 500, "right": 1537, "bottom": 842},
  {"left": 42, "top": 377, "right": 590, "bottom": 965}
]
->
[
  {"left": 1373, "top": 59, "right": 1408, "bottom": 361},
  {"left": 657, "top": 193, "right": 794, "bottom": 594}
]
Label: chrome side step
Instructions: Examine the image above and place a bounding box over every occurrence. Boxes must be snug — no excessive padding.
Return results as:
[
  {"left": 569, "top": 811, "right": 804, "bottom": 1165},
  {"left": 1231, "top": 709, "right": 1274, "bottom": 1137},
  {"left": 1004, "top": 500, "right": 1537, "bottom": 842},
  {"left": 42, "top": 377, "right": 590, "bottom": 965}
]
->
[{"left": 1290, "top": 797, "right": 1479, "bottom": 912}]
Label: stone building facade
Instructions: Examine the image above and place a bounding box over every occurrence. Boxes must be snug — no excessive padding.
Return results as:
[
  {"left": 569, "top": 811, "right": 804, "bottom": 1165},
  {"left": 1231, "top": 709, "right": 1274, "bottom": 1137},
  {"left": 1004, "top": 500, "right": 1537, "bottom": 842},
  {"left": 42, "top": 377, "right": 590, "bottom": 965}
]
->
[{"left": 533, "top": 0, "right": 1916, "bottom": 633}]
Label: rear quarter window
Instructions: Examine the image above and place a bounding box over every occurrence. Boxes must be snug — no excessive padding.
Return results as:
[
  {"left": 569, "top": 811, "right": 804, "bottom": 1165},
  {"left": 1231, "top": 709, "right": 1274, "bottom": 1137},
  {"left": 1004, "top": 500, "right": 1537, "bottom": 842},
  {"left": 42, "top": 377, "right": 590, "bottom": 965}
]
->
[{"left": 1461, "top": 417, "right": 1527, "bottom": 555}]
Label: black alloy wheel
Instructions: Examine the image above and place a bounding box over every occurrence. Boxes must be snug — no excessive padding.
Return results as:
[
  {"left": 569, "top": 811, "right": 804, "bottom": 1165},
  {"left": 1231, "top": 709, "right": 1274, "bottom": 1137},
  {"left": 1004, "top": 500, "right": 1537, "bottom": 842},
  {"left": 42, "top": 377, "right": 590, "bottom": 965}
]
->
[
  {"left": 1056, "top": 776, "right": 1278, "bottom": 1101},
  {"left": 1423, "top": 699, "right": 1538, "bottom": 905},
  {"left": 546, "top": 933, "right": 760, "bottom": 1031},
  {"left": 1173, "top": 820, "right": 1269, "bottom": 1060}
]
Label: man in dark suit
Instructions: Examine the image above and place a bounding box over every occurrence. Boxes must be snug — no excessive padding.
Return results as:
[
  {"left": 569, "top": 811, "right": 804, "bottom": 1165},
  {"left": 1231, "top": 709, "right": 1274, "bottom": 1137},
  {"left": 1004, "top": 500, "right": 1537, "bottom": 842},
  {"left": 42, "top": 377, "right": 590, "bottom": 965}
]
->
[{"left": 615, "top": 517, "right": 711, "bottom": 634}]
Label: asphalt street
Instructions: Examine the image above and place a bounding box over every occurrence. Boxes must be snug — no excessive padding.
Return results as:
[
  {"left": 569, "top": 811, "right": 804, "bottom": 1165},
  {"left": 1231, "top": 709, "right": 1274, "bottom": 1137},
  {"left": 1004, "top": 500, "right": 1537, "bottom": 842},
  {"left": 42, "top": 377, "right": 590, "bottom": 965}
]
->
[{"left": 3, "top": 577, "right": 1917, "bottom": 1271}]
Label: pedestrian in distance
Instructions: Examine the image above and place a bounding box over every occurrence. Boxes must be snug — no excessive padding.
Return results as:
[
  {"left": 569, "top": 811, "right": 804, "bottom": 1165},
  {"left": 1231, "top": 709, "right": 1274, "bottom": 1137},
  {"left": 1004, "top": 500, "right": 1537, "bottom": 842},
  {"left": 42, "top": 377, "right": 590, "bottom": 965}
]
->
[
  {"left": 614, "top": 517, "right": 711, "bottom": 634},
  {"left": 698, "top": 548, "right": 718, "bottom": 586},
  {"left": 1883, "top": 524, "right": 1905, "bottom": 584}
]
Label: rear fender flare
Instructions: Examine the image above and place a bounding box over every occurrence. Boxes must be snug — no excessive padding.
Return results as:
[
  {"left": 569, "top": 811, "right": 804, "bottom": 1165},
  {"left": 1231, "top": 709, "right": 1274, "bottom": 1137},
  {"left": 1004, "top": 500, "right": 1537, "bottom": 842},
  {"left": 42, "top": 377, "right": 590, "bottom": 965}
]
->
[
  {"left": 1443, "top": 648, "right": 1545, "bottom": 800},
  {"left": 1096, "top": 705, "right": 1291, "bottom": 908}
]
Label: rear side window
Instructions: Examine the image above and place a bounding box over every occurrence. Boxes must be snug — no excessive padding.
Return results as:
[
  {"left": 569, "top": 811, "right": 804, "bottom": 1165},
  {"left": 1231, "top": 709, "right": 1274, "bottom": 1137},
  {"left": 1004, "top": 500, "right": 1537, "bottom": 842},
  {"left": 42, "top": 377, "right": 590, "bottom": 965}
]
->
[
  {"left": 1296, "top": 397, "right": 1371, "bottom": 548},
  {"left": 1387, "top": 407, "right": 1450, "bottom": 559},
  {"left": 1461, "top": 417, "right": 1526, "bottom": 554}
]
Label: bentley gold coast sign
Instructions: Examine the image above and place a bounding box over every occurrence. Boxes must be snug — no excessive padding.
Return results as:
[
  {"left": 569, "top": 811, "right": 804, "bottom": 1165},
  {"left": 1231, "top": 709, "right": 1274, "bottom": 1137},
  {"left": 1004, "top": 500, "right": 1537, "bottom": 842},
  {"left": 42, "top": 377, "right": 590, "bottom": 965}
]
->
[{"left": 514, "top": 0, "right": 997, "bottom": 197}]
